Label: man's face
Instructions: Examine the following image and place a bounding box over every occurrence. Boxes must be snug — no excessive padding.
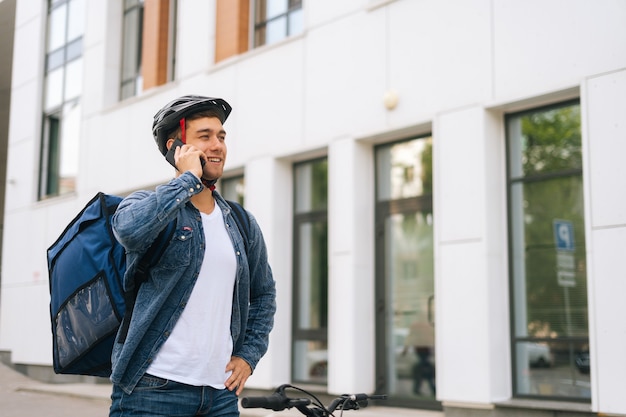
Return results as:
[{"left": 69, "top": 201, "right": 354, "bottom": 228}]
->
[{"left": 185, "top": 116, "right": 227, "bottom": 181}]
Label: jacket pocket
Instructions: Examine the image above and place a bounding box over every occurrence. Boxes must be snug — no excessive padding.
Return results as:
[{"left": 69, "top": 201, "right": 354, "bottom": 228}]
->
[{"left": 155, "top": 227, "right": 193, "bottom": 269}]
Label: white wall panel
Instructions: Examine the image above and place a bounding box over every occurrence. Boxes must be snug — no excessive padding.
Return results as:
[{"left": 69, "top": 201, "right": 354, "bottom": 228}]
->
[
  {"left": 583, "top": 69, "right": 626, "bottom": 415},
  {"left": 327, "top": 137, "right": 375, "bottom": 395},
  {"left": 11, "top": 3, "right": 44, "bottom": 90},
  {"left": 234, "top": 41, "right": 306, "bottom": 159},
  {"left": 585, "top": 227, "right": 626, "bottom": 415},
  {"left": 0, "top": 285, "right": 51, "bottom": 362},
  {"left": 306, "top": 0, "right": 362, "bottom": 29},
  {"left": 304, "top": 11, "right": 386, "bottom": 144},
  {"left": 435, "top": 107, "right": 486, "bottom": 242},
  {"left": 387, "top": 0, "right": 492, "bottom": 126},
  {"left": 584, "top": 70, "right": 626, "bottom": 227},
  {"left": 493, "top": 0, "right": 626, "bottom": 101},
  {"left": 434, "top": 106, "right": 510, "bottom": 404},
  {"left": 436, "top": 241, "right": 491, "bottom": 403},
  {"left": 4, "top": 133, "right": 36, "bottom": 212},
  {"left": 243, "top": 157, "right": 293, "bottom": 389}
]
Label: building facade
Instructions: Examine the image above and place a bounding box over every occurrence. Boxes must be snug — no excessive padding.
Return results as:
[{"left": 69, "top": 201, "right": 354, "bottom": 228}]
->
[{"left": 1, "top": 0, "right": 625, "bottom": 416}]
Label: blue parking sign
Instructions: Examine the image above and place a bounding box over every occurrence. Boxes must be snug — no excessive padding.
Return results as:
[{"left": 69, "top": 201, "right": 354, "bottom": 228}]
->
[{"left": 553, "top": 220, "right": 575, "bottom": 252}]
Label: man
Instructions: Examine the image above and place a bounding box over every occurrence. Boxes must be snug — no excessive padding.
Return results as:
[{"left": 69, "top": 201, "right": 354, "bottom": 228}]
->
[{"left": 109, "top": 95, "right": 276, "bottom": 417}]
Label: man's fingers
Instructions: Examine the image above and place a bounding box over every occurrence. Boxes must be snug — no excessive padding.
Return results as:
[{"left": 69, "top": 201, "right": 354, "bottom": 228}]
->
[{"left": 225, "top": 357, "right": 252, "bottom": 394}]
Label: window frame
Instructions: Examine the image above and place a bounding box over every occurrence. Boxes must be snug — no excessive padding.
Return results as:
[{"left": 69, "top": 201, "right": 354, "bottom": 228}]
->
[
  {"left": 505, "top": 99, "right": 590, "bottom": 402},
  {"left": 291, "top": 157, "right": 329, "bottom": 385},
  {"left": 373, "top": 135, "right": 439, "bottom": 409},
  {"left": 40, "top": 0, "right": 84, "bottom": 199},
  {"left": 252, "top": 0, "right": 303, "bottom": 48},
  {"left": 120, "top": 0, "right": 144, "bottom": 100}
]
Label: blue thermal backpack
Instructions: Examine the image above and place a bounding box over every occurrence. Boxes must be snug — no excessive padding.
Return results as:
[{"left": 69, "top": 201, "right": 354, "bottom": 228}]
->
[{"left": 47, "top": 192, "right": 249, "bottom": 377}]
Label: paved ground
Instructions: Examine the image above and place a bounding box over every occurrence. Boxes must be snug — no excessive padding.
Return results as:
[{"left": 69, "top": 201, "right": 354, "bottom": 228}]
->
[
  {"left": 0, "top": 362, "right": 110, "bottom": 417},
  {"left": 0, "top": 362, "right": 443, "bottom": 416}
]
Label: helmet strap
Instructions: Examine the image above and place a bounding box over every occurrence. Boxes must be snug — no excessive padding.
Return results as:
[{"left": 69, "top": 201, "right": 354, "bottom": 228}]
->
[{"left": 179, "top": 118, "right": 186, "bottom": 143}]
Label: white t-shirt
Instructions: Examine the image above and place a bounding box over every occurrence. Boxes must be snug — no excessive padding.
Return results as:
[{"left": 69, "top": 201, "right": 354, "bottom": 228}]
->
[{"left": 146, "top": 204, "right": 237, "bottom": 387}]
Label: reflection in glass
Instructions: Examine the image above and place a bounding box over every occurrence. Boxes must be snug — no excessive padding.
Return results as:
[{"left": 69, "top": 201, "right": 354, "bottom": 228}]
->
[
  {"left": 385, "top": 210, "right": 435, "bottom": 398},
  {"left": 47, "top": 48, "right": 65, "bottom": 72},
  {"left": 45, "top": 68, "right": 64, "bottom": 110},
  {"left": 508, "top": 105, "right": 582, "bottom": 179},
  {"left": 376, "top": 137, "right": 432, "bottom": 201},
  {"left": 293, "top": 157, "right": 328, "bottom": 384},
  {"left": 253, "top": 0, "right": 303, "bottom": 47},
  {"left": 220, "top": 176, "right": 245, "bottom": 206},
  {"left": 266, "top": 0, "right": 288, "bottom": 20},
  {"left": 64, "top": 58, "right": 83, "bottom": 100},
  {"left": 289, "top": 8, "right": 304, "bottom": 35},
  {"left": 508, "top": 102, "right": 589, "bottom": 400},
  {"left": 266, "top": 16, "right": 286, "bottom": 45},
  {"left": 67, "top": 0, "right": 85, "bottom": 42},
  {"left": 515, "top": 340, "right": 590, "bottom": 398},
  {"left": 295, "top": 159, "right": 328, "bottom": 213},
  {"left": 48, "top": 3, "right": 67, "bottom": 51},
  {"left": 41, "top": 0, "right": 84, "bottom": 198},
  {"left": 375, "top": 136, "right": 435, "bottom": 402},
  {"left": 58, "top": 101, "right": 81, "bottom": 192},
  {"left": 297, "top": 222, "right": 328, "bottom": 329},
  {"left": 66, "top": 38, "right": 82, "bottom": 62},
  {"left": 121, "top": 1, "right": 143, "bottom": 100},
  {"left": 510, "top": 177, "right": 588, "bottom": 339},
  {"left": 43, "top": 115, "right": 61, "bottom": 196},
  {"left": 293, "top": 340, "right": 328, "bottom": 384}
]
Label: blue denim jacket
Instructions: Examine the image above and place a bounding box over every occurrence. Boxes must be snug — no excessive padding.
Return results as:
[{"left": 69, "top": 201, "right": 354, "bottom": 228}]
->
[{"left": 110, "top": 172, "right": 276, "bottom": 394}]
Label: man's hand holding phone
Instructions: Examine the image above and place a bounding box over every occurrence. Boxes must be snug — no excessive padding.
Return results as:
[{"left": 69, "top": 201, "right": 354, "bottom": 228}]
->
[{"left": 165, "top": 139, "right": 206, "bottom": 179}]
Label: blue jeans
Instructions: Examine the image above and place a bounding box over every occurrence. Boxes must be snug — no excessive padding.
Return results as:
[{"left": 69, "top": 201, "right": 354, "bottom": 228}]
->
[{"left": 110, "top": 374, "right": 239, "bottom": 417}]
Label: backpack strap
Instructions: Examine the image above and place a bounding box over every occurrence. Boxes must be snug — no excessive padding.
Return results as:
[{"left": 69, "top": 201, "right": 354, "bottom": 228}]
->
[
  {"left": 226, "top": 200, "right": 250, "bottom": 254},
  {"left": 118, "top": 220, "right": 176, "bottom": 343},
  {"left": 135, "top": 220, "right": 177, "bottom": 282}
]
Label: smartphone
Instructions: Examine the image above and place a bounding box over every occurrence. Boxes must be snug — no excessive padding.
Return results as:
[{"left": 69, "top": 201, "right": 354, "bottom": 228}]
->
[
  {"left": 165, "top": 138, "right": 184, "bottom": 168},
  {"left": 165, "top": 138, "right": 206, "bottom": 169}
]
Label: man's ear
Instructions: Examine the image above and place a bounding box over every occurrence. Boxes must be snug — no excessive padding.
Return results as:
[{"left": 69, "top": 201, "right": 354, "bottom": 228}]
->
[{"left": 165, "top": 138, "right": 175, "bottom": 151}]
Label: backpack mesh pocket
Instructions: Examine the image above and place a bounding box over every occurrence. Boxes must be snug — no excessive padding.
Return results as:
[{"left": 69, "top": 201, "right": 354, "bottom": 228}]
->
[{"left": 54, "top": 272, "right": 120, "bottom": 368}]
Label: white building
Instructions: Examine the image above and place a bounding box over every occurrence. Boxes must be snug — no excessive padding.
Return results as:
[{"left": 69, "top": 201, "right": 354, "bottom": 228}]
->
[{"left": 1, "top": 1, "right": 625, "bottom": 416}]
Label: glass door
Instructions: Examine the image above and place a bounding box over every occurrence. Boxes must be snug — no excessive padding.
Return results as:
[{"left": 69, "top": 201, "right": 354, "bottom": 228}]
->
[{"left": 375, "top": 137, "right": 438, "bottom": 407}]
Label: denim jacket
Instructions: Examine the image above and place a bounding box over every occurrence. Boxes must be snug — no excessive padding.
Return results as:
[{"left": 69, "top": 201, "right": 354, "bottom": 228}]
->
[{"left": 110, "top": 171, "right": 276, "bottom": 394}]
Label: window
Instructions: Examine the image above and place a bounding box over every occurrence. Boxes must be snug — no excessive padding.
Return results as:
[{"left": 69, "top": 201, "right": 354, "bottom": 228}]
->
[
  {"left": 292, "top": 158, "right": 328, "bottom": 384},
  {"left": 40, "top": 0, "right": 84, "bottom": 198},
  {"left": 507, "top": 101, "right": 590, "bottom": 400},
  {"left": 374, "top": 137, "right": 436, "bottom": 406},
  {"left": 219, "top": 175, "right": 245, "bottom": 206},
  {"left": 120, "top": 0, "right": 177, "bottom": 99},
  {"left": 121, "top": 0, "right": 144, "bottom": 99},
  {"left": 253, "top": 0, "right": 303, "bottom": 48}
]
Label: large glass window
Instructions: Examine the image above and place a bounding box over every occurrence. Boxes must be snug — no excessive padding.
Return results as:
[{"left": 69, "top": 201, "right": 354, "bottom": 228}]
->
[
  {"left": 253, "top": 0, "right": 303, "bottom": 48},
  {"left": 375, "top": 137, "right": 436, "bottom": 408},
  {"left": 292, "top": 158, "right": 328, "bottom": 384},
  {"left": 507, "top": 101, "right": 590, "bottom": 400},
  {"left": 40, "top": 0, "right": 84, "bottom": 198},
  {"left": 121, "top": 0, "right": 144, "bottom": 100},
  {"left": 121, "top": 0, "right": 176, "bottom": 99}
]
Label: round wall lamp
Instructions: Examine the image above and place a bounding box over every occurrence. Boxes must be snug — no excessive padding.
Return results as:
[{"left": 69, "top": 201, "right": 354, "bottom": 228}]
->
[{"left": 383, "top": 89, "right": 399, "bottom": 110}]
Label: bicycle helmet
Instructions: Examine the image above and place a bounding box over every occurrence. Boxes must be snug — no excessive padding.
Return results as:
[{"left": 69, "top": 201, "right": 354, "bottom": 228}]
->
[{"left": 152, "top": 95, "right": 232, "bottom": 155}]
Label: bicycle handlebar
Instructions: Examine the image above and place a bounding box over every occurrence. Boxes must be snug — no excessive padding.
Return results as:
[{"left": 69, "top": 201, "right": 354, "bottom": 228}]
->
[
  {"left": 241, "top": 384, "right": 387, "bottom": 416},
  {"left": 240, "top": 390, "right": 311, "bottom": 411}
]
